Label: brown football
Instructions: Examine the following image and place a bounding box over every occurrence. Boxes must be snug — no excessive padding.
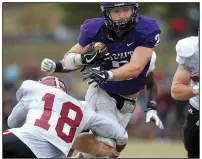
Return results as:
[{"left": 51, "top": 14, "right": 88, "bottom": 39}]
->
[{"left": 81, "top": 42, "right": 109, "bottom": 55}]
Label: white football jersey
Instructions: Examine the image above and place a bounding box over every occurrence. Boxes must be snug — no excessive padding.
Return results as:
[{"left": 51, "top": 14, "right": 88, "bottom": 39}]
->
[
  {"left": 176, "top": 36, "right": 199, "bottom": 110},
  {"left": 8, "top": 80, "right": 128, "bottom": 158},
  {"left": 8, "top": 80, "right": 94, "bottom": 157}
]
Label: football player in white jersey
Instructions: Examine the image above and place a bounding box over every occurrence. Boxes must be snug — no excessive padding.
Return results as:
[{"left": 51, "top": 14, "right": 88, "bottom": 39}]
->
[
  {"left": 171, "top": 35, "right": 199, "bottom": 158},
  {"left": 3, "top": 76, "right": 128, "bottom": 158}
]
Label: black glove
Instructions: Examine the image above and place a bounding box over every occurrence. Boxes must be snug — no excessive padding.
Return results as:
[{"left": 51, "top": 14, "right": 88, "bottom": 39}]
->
[
  {"left": 83, "top": 68, "right": 113, "bottom": 87},
  {"left": 81, "top": 42, "right": 110, "bottom": 65},
  {"left": 145, "top": 101, "right": 157, "bottom": 112}
]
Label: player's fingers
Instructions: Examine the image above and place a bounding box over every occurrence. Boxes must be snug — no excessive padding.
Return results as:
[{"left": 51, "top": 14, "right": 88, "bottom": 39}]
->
[
  {"left": 146, "top": 116, "right": 150, "bottom": 122},
  {"left": 46, "top": 60, "right": 54, "bottom": 65},
  {"left": 43, "top": 63, "right": 51, "bottom": 69},
  {"left": 154, "top": 116, "right": 160, "bottom": 127},
  {"left": 41, "top": 65, "right": 50, "bottom": 71},
  {"left": 83, "top": 73, "right": 96, "bottom": 81},
  {"left": 159, "top": 121, "right": 164, "bottom": 129},
  {"left": 83, "top": 75, "right": 91, "bottom": 81},
  {"left": 155, "top": 119, "right": 159, "bottom": 127},
  {"left": 87, "top": 79, "right": 95, "bottom": 85},
  {"left": 82, "top": 69, "right": 92, "bottom": 75},
  {"left": 82, "top": 72, "right": 92, "bottom": 78},
  {"left": 103, "top": 56, "right": 110, "bottom": 61},
  {"left": 94, "top": 82, "right": 100, "bottom": 87}
]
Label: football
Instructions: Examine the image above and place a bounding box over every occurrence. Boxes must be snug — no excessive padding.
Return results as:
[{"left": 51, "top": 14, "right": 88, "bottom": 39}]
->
[{"left": 81, "top": 42, "right": 109, "bottom": 55}]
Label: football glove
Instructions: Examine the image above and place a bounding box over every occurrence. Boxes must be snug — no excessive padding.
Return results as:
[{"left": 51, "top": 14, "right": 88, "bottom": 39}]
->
[{"left": 83, "top": 68, "right": 114, "bottom": 87}]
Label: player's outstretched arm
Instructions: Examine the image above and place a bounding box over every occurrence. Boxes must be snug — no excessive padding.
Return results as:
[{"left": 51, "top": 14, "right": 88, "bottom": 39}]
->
[
  {"left": 7, "top": 101, "right": 28, "bottom": 128},
  {"left": 41, "top": 42, "right": 109, "bottom": 74},
  {"left": 41, "top": 43, "right": 84, "bottom": 74},
  {"left": 145, "top": 72, "right": 164, "bottom": 130},
  {"left": 171, "top": 65, "right": 199, "bottom": 100}
]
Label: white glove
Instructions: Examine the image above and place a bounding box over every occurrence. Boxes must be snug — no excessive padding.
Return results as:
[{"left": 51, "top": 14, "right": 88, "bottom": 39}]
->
[
  {"left": 193, "top": 83, "right": 199, "bottom": 95},
  {"left": 41, "top": 58, "right": 56, "bottom": 73},
  {"left": 146, "top": 110, "right": 164, "bottom": 130}
]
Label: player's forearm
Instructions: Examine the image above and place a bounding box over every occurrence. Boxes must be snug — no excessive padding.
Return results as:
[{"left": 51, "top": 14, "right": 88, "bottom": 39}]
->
[
  {"left": 171, "top": 84, "right": 196, "bottom": 100},
  {"left": 111, "top": 63, "right": 142, "bottom": 81},
  {"left": 58, "top": 53, "right": 83, "bottom": 72},
  {"left": 147, "top": 84, "right": 157, "bottom": 102},
  {"left": 146, "top": 73, "right": 158, "bottom": 102},
  {"left": 73, "top": 133, "right": 113, "bottom": 157},
  {"left": 57, "top": 60, "right": 81, "bottom": 73}
]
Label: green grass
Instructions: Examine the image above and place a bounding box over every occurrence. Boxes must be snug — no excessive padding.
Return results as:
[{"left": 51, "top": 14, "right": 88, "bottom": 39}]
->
[{"left": 120, "top": 139, "right": 186, "bottom": 158}]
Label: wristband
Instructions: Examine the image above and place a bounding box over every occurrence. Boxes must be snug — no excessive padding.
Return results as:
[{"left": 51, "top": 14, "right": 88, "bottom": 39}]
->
[{"left": 55, "top": 61, "right": 63, "bottom": 72}]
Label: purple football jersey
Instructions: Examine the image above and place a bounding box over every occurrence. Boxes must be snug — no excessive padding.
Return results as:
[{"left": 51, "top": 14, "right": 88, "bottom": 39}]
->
[{"left": 78, "top": 15, "right": 161, "bottom": 95}]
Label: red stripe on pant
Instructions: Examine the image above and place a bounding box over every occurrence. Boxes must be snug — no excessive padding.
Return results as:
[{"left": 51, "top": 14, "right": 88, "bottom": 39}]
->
[{"left": 3, "top": 130, "right": 12, "bottom": 136}]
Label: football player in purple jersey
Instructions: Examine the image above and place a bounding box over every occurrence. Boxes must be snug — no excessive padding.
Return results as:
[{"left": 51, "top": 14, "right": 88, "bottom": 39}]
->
[{"left": 41, "top": 3, "right": 163, "bottom": 157}]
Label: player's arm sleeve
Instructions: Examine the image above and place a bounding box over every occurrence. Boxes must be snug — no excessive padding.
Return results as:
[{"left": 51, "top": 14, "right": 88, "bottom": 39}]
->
[
  {"left": 139, "top": 20, "right": 161, "bottom": 48},
  {"left": 87, "top": 112, "right": 128, "bottom": 146},
  {"left": 16, "top": 80, "right": 31, "bottom": 101},
  {"left": 140, "top": 30, "right": 161, "bottom": 48},
  {"left": 77, "top": 20, "right": 95, "bottom": 47},
  {"left": 7, "top": 101, "right": 28, "bottom": 128},
  {"left": 16, "top": 87, "right": 25, "bottom": 102},
  {"left": 176, "top": 51, "right": 192, "bottom": 72},
  {"left": 179, "top": 63, "right": 191, "bottom": 72}
]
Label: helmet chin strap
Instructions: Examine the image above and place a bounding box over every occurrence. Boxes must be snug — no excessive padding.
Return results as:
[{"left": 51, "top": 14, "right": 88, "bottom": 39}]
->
[
  {"left": 106, "top": 26, "right": 129, "bottom": 42},
  {"left": 117, "top": 23, "right": 120, "bottom": 32}
]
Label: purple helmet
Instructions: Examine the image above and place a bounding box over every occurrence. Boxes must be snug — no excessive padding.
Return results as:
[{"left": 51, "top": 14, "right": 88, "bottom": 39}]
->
[{"left": 100, "top": 2, "right": 140, "bottom": 33}]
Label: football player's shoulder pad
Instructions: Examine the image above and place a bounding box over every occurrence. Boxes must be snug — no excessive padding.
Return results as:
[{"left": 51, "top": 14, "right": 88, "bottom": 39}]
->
[{"left": 176, "top": 36, "right": 198, "bottom": 58}]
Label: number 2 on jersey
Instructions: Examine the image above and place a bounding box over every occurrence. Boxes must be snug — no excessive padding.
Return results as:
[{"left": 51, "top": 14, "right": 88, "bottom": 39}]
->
[{"left": 34, "top": 93, "right": 83, "bottom": 143}]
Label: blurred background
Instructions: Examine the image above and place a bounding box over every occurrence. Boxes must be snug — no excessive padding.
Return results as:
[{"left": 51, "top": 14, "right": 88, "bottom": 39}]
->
[{"left": 2, "top": 2, "right": 199, "bottom": 158}]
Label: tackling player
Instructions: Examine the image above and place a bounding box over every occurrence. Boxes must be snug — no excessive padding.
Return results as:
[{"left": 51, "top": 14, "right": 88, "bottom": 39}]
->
[{"left": 3, "top": 76, "right": 128, "bottom": 158}]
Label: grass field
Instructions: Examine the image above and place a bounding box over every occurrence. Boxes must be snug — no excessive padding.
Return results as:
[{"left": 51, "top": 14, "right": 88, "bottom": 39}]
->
[{"left": 120, "top": 139, "right": 186, "bottom": 158}]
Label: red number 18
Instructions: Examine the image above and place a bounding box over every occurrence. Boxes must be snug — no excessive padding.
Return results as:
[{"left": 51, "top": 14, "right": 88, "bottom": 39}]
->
[{"left": 34, "top": 93, "right": 83, "bottom": 143}]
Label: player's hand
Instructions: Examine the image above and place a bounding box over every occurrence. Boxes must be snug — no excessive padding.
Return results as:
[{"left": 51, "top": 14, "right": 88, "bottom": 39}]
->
[
  {"left": 41, "top": 58, "right": 56, "bottom": 73},
  {"left": 83, "top": 68, "right": 113, "bottom": 87},
  {"left": 110, "top": 153, "right": 119, "bottom": 158},
  {"left": 81, "top": 43, "right": 110, "bottom": 65},
  {"left": 146, "top": 109, "right": 164, "bottom": 130},
  {"left": 193, "top": 83, "right": 199, "bottom": 95}
]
